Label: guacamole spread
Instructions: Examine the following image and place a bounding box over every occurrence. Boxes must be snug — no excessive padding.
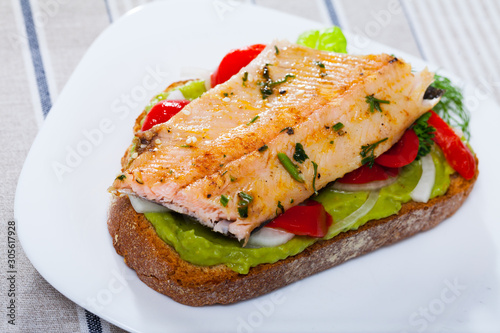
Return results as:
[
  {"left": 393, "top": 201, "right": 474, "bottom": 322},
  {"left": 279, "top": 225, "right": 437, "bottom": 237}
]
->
[{"left": 145, "top": 146, "right": 454, "bottom": 274}]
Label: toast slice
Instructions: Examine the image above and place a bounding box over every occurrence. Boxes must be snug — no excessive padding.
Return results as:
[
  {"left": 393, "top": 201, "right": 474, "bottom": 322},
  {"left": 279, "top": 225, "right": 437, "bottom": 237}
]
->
[{"left": 108, "top": 165, "right": 478, "bottom": 306}]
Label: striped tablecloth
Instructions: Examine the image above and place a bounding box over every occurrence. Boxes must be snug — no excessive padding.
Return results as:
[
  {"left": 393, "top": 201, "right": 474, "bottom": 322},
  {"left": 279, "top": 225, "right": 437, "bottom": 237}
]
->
[{"left": 1, "top": 1, "right": 498, "bottom": 332}]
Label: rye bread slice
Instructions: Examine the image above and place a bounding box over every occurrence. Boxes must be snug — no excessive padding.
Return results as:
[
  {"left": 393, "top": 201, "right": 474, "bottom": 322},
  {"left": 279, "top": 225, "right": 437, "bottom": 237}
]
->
[{"left": 108, "top": 165, "right": 478, "bottom": 307}]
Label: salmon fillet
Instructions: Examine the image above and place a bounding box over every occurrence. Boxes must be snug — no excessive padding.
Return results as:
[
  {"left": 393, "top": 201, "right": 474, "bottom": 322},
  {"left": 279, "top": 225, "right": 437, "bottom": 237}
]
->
[{"left": 112, "top": 40, "right": 440, "bottom": 241}]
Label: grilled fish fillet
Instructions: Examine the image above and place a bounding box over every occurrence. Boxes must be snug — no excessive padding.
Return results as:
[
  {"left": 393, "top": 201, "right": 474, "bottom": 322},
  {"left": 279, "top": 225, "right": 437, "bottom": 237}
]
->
[{"left": 112, "top": 40, "right": 440, "bottom": 241}]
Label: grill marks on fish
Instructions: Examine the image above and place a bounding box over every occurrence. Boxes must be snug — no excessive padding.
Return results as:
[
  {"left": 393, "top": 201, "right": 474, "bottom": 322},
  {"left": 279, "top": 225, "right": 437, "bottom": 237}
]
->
[{"left": 113, "top": 40, "right": 439, "bottom": 241}]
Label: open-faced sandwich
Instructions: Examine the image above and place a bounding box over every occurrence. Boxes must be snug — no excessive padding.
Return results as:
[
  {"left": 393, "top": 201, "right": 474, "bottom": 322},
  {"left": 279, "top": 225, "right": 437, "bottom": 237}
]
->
[{"left": 108, "top": 27, "right": 478, "bottom": 306}]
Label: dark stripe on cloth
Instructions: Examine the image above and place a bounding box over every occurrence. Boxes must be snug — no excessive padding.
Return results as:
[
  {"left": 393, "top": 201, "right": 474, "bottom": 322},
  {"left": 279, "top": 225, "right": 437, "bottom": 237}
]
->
[
  {"left": 85, "top": 310, "right": 103, "bottom": 333},
  {"left": 324, "top": 0, "right": 342, "bottom": 27},
  {"left": 19, "top": 0, "right": 52, "bottom": 116}
]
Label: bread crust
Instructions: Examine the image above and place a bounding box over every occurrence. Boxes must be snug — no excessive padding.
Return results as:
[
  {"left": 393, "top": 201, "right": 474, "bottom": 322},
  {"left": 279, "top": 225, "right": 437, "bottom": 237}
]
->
[{"left": 108, "top": 165, "right": 478, "bottom": 306}]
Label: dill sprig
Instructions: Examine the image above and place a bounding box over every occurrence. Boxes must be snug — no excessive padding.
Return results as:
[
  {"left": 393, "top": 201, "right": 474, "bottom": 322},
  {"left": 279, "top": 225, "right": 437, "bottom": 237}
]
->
[
  {"left": 413, "top": 112, "right": 436, "bottom": 160},
  {"left": 360, "top": 138, "right": 388, "bottom": 167},
  {"left": 431, "top": 74, "right": 470, "bottom": 140}
]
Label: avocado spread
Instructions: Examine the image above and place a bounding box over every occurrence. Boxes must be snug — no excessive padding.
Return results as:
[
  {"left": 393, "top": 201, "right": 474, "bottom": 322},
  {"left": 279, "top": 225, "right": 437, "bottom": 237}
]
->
[{"left": 145, "top": 145, "right": 454, "bottom": 274}]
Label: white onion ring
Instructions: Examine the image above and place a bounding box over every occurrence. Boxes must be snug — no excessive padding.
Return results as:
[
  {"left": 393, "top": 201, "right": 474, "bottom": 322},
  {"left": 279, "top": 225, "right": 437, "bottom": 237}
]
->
[
  {"left": 332, "top": 176, "right": 398, "bottom": 192},
  {"left": 165, "top": 89, "right": 187, "bottom": 100},
  {"left": 128, "top": 195, "right": 171, "bottom": 213},
  {"left": 246, "top": 227, "right": 295, "bottom": 248},
  {"left": 410, "top": 154, "right": 436, "bottom": 203},
  {"left": 326, "top": 190, "right": 380, "bottom": 237}
]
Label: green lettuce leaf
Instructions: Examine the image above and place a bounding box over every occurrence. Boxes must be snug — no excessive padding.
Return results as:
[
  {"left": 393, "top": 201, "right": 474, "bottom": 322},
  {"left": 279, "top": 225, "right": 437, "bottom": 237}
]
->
[{"left": 297, "top": 26, "right": 347, "bottom": 53}]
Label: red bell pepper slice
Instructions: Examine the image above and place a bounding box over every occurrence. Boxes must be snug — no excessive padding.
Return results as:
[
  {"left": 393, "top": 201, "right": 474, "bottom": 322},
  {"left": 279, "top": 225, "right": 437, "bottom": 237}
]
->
[
  {"left": 266, "top": 201, "right": 332, "bottom": 238},
  {"left": 210, "top": 44, "right": 266, "bottom": 87},
  {"left": 142, "top": 100, "right": 190, "bottom": 131},
  {"left": 427, "top": 110, "right": 476, "bottom": 180}
]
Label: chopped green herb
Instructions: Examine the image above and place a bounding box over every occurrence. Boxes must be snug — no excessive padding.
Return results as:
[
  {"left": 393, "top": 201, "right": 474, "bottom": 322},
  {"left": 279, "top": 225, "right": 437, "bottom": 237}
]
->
[
  {"left": 242, "top": 71, "right": 248, "bottom": 86},
  {"left": 237, "top": 192, "right": 253, "bottom": 218},
  {"left": 329, "top": 140, "right": 334, "bottom": 144},
  {"left": 258, "top": 145, "right": 268, "bottom": 152},
  {"left": 223, "top": 92, "right": 229, "bottom": 97},
  {"left": 276, "top": 201, "right": 285, "bottom": 215},
  {"left": 180, "top": 144, "right": 192, "bottom": 148},
  {"left": 360, "top": 137, "right": 388, "bottom": 167},
  {"left": 413, "top": 112, "right": 436, "bottom": 160},
  {"left": 314, "top": 60, "right": 325, "bottom": 68},
  {"left": 431, "top": 74, "right": 470, "bottom": 140},
  {"left": 293, "top": 143, "right": 309, "bottom": 163},
  {"left": 220, "top": 195, "right": 229, "bottom": 207},
  {"left": 290, "top": 199, "right": 294, "bottom": 204},
  {"left": 259, "top": 64, "right": 295, "bottom": 99},
  {"left": 277, "top": 152, "right": 304, "bottom": 183},
  {"left": 221, "top": 170, "right": 228, "bottom": 176},
  {"left": 246, "top": 115, "right": 260, "bottom": 125},
  {"left": 230, "top": 175, "right": 237, "bottom": 182},
  {"left": 116, "top": 174, "right": 126, "bottom": 181},
  {"left": 332, "top": 122, "right": 344, "bottom": 131},
  {"left": 311, "top": 161, "right": 319, "bottom": 195},
  {"left": 274, "top": 45, "right": 279, "bottom": 55},
  {"left": 280, "top": 127, "right": 294, "bottom": 135},
  {"left": 365, "top": 94, "right": 390, "bottom": 113}
]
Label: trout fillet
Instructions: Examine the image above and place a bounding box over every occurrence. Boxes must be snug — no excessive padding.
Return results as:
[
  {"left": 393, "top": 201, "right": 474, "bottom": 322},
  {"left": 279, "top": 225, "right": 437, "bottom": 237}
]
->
[{"left": 112, "top": 40, "right": 440, "bottom": 241}]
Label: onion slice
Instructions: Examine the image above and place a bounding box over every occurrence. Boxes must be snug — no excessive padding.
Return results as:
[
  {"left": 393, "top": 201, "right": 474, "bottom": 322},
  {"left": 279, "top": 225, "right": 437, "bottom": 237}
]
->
[
  {"left": 247, "top": 227, "right": 295, "bottom": 248},
  {"left": 332, "top": 176, "right": 398, "bottom": 192},
  {"left": 165, "top": 89, "right": 187, "bottom": 101},
  {"left": 128, "top": 195, "right": 171, "bottom": 213},
  {"left": 326, "top": 190, "right": 380, "bottom": 238},
  {"left": 410, "top": 154, "right": 436, "bottom": 203}
]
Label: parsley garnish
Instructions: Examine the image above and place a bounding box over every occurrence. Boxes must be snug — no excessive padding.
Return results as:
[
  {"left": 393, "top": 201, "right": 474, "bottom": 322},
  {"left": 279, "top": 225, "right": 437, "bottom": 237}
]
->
[
  {"left": 237, "top": 192, "right": 253, "bottom": 218},
  {"left": 280, "top": 127, "right": 294, "bottom": 135},
  {"left": 220, "top": 195, "right": 229, "bottom": 207},
  {"left": 259, "top": 64, "right": 295, "bottom": 99},
  {"left": 314, "top": 60, "right": 325, "bottom": 68},
  {"left": 431, "top": 74, "right": 470, "bottom": 140},
  {"left": 314, "top": 61, "right": 327, "bottom": 77},
  {"left": 246, "top": 115, "right": 259, "bottom": 125},
  {"left": 332, "top": 122, "right": 344, "bottom": 131},
  {"left": 116, "top": 174, "right": 126, "bottom": 181},
  {"left": 229, "top": 175, "right": 237, "bottom": 182},
  {"left": 413, "top": 112, "right": 436, "bottom": 160},
  {"left": 277, "top": 201, "right": 285, "bottom": 215},
  {"left": 293, "top": 143, "right": 309, "bottom": 163},
  {"left": 180, "top": 144, "right": 192, "bottom": 148},
  {"left": 258, "top": 144, "right": 268, "bottom": 152},
  {"left": 360, "top": 138, "right": 388, "bottom": 167},
  {"left": 274, "top": 45, "right": 279, "bottom": 55},
  {"left": 242, "top": 71, "right": 248, "bottom": 86},
  {"left": 365, "top": 94, "right": 390, "bottom": 113}
]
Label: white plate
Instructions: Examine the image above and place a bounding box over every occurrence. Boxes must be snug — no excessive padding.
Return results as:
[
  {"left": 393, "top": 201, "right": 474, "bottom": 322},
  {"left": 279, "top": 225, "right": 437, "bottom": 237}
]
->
[{"left": 15, "top": 1, "right": 500, "bottom": 332}]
